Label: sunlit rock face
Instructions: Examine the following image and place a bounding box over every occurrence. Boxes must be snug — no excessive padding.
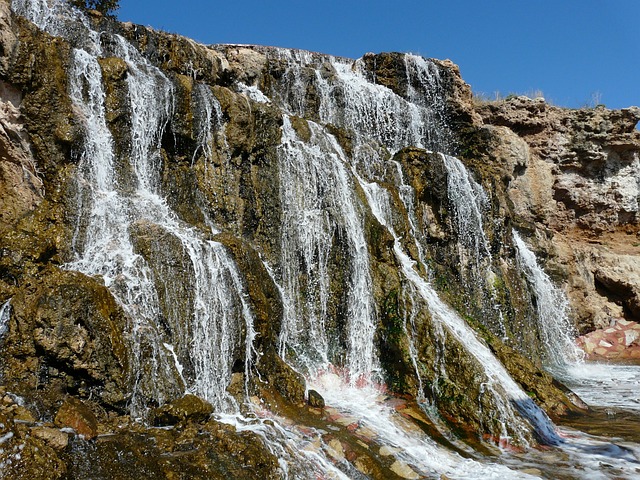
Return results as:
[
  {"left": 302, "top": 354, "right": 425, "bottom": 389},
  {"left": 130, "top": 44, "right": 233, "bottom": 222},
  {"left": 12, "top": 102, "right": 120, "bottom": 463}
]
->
[
  {"left": 1, "top": 0, "right": 639, "bottom": 478},
  {"left": 471, "top": 96, "right": 640, "bottom": 332}
]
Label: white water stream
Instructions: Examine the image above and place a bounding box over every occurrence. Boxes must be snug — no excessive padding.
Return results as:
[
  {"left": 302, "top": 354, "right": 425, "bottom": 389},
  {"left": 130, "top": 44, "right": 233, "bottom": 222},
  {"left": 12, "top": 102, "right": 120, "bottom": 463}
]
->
[
  {"left": 0, "top": 299, "right": 10, "bottom": 338},
  {"left": 13, "top": 0, "right": 255, "bottom": 415},
  {"left": 512, "top": 231, "right": 640, "bottom": 412},
  {"left": 277, "top": 115, "right": 378, "bottom": 383},
  {"left": 513, "top": 231, "right": 585, "bottom": 368}
]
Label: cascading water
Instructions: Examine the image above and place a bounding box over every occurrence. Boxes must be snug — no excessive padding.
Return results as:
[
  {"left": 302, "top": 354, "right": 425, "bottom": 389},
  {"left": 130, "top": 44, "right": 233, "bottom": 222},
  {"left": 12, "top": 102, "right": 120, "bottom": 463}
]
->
[
  {"left": 403, "top": 53, "right": 455, "bottom": 154},
  {"left": 442, "top": 153, "right": 491, "bottom": 261},
  {"left": 513, "top": 232, "right": 640, "bottom": 414},
  {"left": 14, "top": 0, "right": 255, "bottom": 415},
  {"left": 357, "top": 175, "right": 560, "bottom": 447},
  {"left": 512, "top": 230, "right": 585, "bottom": 368},
  {"left": 277, "top": 115, "right": 378, "bottom": 383},
  {"left": 265, "top": 48, "right": 454, "bottom": 178},
  {"left": 9, "top": 2, "right": 640, "bottom": 477},
  {"left": 265, "top": 47, "right": 550, "bottom": 440},
  {"left": 191, "top": 83, "right": 223, "bottom": 165}
]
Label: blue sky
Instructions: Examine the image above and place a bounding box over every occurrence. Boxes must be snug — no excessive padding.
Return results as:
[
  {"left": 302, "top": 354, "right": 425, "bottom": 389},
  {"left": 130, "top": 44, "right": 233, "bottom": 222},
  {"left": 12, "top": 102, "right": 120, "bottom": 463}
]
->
[{"left": 117, "top": 1, "right": 639, "bottom": 109}]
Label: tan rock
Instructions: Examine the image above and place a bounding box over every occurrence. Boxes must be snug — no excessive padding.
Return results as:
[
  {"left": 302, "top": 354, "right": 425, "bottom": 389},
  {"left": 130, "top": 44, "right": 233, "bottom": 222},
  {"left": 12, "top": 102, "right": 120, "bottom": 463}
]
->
[
  {"left": 0, "top": 84, "right": 44, "bottom": 233},
  {"left": 522, "top": 468, "right": 543, "bottom": 476},
  {"left": 582, "top": 339, "right": 596, "bottom": 354},
  {"left": 354, "top": 425, "right": 377, "bottom": 441},
  {"left": 224, "top": 47, "right": 267, "bottom": 84},
  {"left": 31, "top": 426, "right": 69, "bottom": 450},
  {"left": 354, "top": 457, "right": 373, "bottom": 475},
  {"left": 326, "top": 438, "right": 345, "bottom": 461},
  {"left": 390, "top": 460, "right": 419, "bottom": 479},
  {"left": 380, "top": 445, "right": 402, "bottom": 456}
]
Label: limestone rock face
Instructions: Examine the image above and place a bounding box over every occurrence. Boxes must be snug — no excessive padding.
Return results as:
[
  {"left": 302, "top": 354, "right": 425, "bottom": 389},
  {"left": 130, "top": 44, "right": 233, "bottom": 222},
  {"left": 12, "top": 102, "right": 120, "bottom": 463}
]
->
[
  {"left": 468, "top": 96, "right": 640, "bottom": 332},
  {"left": 0, "top": 80, "right": 43, "bottom": 233},
  {"left": 478, "top": 98, "right": 640, "bottom": 234}
]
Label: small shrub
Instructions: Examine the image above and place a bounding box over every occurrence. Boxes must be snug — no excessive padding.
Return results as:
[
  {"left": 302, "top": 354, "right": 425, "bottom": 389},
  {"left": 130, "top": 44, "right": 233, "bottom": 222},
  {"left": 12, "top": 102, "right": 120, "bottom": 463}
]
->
[{"left": 70, "top": 0, "right": 120, "bottom": 15}]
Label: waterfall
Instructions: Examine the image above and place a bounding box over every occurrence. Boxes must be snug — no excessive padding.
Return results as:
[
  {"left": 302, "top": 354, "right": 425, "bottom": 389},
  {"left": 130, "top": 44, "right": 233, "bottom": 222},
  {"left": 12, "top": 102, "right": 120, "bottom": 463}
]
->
[
  {"left": 191, "top": 83, "right": 223, "bottom": 165},
  {"left": 15, "top": 3, "right": 640, "bottom": 478},
  {"left": 277, "top": 115, "right": 378, "bottom": 383},
  {"left": 264, "top": 48, "right": 455, "bottom": 176},
  {"left": 442, "top": 153, "right": 491, "bottom": 260},
  {"left": 14, "top": 0, "right": 256, "bottom": 414},
  {"left": 403, "top": 54, "right": 455, "bottom": 153},
  {"left": 512, "top": 231, "right": 585, "bottom": 368},
  {"left": 261, "top": 45, "right": 564, "bottom": 445},
  {"left": 357, "top": 175, "right": 560, "bottom": 446}
]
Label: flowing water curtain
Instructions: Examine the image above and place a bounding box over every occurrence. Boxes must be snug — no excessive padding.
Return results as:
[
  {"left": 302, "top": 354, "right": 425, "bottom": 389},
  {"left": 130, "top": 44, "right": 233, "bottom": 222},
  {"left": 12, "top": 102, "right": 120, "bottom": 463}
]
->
[
  {"left": 191, "top": 83, "right": 223, "bottom": 166},
  {"left": 14, "top": 0, "right": 255, "bottom": 414},
  {"left": 513, "top": 231, "right": 585, "bottom": 367},
  {"left": 265, "top": 49, "right": 556, "bottom": 443},
  {"left": 403, "top": 54, "right": 456, "bottom": 154},
  {"left": 264, "top": 50, "right": 456, "bottom": 183},
  {"left": 355, "top": 171, "right": 560, "bottom": 446},
  {"left": 277, "top": 116, "right": 378, "bottom": 383},
  {"left": 0, "top": 300, "right": 10, "bottom": 338}
]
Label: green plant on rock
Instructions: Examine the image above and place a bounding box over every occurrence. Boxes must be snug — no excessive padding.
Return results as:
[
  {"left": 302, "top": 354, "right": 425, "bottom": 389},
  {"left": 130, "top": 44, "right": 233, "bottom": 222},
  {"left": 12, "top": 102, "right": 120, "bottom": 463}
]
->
[{"left": 70, "top": 0, "right": 120, "bottom": 15}]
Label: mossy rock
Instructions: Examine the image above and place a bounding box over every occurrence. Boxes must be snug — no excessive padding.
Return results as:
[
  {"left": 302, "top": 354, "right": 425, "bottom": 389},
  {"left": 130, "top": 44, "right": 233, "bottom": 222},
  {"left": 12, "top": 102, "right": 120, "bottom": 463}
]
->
[
  {"left": 60, "top": 418, "right": 281, "bottom": 480},
  {"left": 486, "top": 335, "right": 587, "bottom": 419},
  {"left": 152, "top": 394, "right": 214, "bottom": 426},
  {"left": 2, "top": 268, "right": 130, "bottom": 410}
]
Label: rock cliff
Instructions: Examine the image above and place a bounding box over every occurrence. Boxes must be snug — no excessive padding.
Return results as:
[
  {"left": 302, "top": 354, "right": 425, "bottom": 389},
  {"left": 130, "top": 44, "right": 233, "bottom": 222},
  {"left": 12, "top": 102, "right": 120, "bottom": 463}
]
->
[{"left": 0, "top": 1, "right": 639, "bottom": 478}]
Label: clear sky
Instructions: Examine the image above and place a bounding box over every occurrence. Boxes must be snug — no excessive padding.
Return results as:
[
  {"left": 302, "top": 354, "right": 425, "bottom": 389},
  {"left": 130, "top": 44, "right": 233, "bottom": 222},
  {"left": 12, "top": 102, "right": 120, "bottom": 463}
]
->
[{"left": 117, "top": 1, "right": 639, "bottom": 109}]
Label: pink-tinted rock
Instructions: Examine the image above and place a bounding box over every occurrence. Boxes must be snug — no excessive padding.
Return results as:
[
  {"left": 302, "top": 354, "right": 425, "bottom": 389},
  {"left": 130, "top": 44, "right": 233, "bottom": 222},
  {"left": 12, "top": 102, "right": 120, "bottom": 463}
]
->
[{"left": 54, "top": 398, "right": 99, "bottom": 439}]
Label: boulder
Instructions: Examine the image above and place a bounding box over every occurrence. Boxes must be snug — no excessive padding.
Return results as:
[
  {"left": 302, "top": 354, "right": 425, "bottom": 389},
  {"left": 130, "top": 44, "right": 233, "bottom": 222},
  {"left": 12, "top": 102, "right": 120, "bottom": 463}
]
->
[
  {"left": 152, "top": 394, "right": 214, "bottom": 426},
  {"left": 307, "top": 389, "right": 325, "bottom": 408},
  {"left": 30, "top": 426, "right": 69, "bottom": 450},
  {"left": 54, "top": 397, "right": 99, "bottom": 439}
]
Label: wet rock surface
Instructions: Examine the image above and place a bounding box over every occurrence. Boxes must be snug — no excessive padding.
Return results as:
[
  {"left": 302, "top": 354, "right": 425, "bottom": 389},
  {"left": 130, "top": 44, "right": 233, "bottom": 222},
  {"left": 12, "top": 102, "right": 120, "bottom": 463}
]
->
[{"left": 1, "top": 0, "right": 639, "bottom": 477}]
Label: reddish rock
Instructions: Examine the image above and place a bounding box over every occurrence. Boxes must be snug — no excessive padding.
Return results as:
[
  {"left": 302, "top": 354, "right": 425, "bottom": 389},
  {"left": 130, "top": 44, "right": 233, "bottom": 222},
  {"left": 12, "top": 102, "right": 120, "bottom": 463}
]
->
[
  {"left": 54, "top": 398, "right": 99, "bottom": 439},
  {"left": 577, "top": 319, "right": 640, "bottom": 360}
]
